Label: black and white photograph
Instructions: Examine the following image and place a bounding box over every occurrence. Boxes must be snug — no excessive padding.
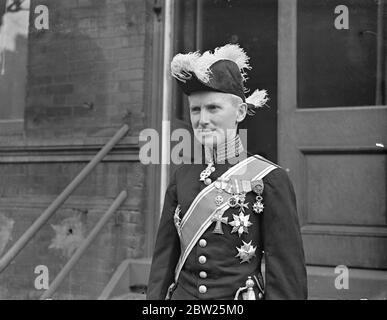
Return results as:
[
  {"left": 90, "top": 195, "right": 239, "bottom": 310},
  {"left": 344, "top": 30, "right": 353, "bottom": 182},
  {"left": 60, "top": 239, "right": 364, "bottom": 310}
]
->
[{"left": 0, "top": 0, "right": 386, "bottom": 303}]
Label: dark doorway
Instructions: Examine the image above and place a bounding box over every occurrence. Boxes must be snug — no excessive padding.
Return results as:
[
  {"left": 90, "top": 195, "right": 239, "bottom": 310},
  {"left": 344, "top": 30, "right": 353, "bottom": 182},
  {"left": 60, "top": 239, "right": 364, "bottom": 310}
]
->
[{"left": 173, "top": 0, "right": 278, "bottom": 162}]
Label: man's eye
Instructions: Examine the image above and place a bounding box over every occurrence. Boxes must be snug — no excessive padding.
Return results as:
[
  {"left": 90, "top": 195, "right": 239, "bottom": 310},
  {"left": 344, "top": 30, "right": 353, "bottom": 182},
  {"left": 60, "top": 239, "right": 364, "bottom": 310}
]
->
[
  {"left": 208, "top": 105, "right": 218, "bottom": 111},
  {"left": 190, "top": 107, "right": 200, "bottom": 113}
]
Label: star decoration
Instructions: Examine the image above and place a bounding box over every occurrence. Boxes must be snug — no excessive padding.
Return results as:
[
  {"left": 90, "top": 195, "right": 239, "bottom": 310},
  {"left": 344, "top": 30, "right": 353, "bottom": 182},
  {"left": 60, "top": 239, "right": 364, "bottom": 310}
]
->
[
  {"left": 229, "top": 212, "right": 252, "bottom": 237},
  {"left": 253, "top": 201, "right": 264, "bottom": 214},
  {"left": 235, "top": 240, "right": 257, "bottom": 263}
]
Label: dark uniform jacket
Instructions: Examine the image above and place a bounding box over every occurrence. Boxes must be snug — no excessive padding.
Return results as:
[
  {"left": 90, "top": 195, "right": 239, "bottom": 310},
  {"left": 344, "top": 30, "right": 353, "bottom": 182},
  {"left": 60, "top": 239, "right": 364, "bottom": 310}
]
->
[{"left": 147, "top": 157, "right": 307, "bottom": 300}]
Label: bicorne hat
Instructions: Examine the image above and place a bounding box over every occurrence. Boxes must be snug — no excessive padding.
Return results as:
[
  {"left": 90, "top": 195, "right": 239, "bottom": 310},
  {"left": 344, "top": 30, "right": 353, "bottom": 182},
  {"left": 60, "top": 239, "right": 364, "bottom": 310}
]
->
[{"left": 170, "top": 44, "right": 268, "bottom": 115}]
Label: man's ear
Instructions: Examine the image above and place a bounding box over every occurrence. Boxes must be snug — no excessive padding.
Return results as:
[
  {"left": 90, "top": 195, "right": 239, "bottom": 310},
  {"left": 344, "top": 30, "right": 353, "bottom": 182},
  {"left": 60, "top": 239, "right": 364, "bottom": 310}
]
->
[{"left": 236, "top": 103, "right": 248, "bottom": 123}]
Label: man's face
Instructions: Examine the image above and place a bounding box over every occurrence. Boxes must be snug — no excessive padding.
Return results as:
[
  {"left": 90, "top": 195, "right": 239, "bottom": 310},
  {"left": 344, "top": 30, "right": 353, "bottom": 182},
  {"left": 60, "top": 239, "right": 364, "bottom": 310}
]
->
[{"left": 188, "top": 91, "right": 247, "bottom": 147}]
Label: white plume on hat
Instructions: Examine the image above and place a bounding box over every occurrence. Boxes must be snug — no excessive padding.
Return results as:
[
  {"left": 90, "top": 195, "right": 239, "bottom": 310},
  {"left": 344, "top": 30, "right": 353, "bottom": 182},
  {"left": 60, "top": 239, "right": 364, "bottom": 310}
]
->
[
  {"left": 245, "top": 89, "right": 269, "bottom": 115},
  {"left": 170, "top": 51, "right": 201, "bottom": 82},
  {"left": 171, "top": 43, "right": 251, "bottom": 83},
  {"left": 213, "top": 44, "right": 251, "bottom": 81},
  {"left": 170, "top": 43, "right": 269, "bottom": 114}
]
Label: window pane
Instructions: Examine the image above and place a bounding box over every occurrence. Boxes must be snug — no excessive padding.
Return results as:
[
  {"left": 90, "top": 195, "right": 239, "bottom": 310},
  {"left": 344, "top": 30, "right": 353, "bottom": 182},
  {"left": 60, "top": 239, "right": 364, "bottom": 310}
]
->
[
  {"left": 297, "top": 0, "right": 383, "bottom": 108},
  {"left": 0, "top": 0, "right": 30, "bottom": 133}
]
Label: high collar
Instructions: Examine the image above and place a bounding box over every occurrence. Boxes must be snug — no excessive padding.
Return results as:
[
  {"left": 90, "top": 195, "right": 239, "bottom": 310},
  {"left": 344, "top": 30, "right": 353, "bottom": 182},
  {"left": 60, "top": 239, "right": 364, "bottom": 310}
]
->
[{"left": 204, "top": 135, "right": 244, "bottom": 164}]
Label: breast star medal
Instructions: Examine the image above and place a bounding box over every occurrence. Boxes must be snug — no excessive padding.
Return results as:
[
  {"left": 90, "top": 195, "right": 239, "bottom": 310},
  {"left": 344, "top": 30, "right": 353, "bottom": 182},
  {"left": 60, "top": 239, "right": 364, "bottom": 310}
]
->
[
  {"left": 229, "top": 211, "right": 252, "bottom": 237},
  {"left": 251, "top": 179, "right": 264, "bottom": 214},
  {"left": 235, "top": 240, "right": 257, "bottom": 263}
]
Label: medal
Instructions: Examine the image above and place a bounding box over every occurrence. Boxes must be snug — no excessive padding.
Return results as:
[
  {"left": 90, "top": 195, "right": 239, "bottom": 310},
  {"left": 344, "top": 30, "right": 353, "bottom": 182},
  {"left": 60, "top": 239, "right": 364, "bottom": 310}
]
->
[
  {"left": 235, "top": 240, "right": 257, "bottom": 263},
  {"left": 214, "top": 194, "right": 224, "bottom": 206},
  {"left": 228, "top": 195, "right": 239, "bottom": 208},
  {"left": 237, "top": 193, "right": 249, "bottom": 213},
  {"left": 253, "top": 195, "right": 264, "bottom": 214},
  {"left": 251, "top": 179, "right": 264, "bottom": 214},
  {"left": 214, "top": 180, "right": 225, "bottom": 206},
  {"left": 229, "top": 211, "right": 252, "bottom": 237},
  {"left": 251, "top": 179, "right": 264, "bottom": 195},
  {"left": 211, "top": 211, "right": 228, "bottom": 235}
]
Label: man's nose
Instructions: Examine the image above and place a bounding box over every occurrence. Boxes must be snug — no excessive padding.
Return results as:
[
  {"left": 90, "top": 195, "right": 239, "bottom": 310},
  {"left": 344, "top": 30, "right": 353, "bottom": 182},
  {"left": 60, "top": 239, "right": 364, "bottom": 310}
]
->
[{"left": 199, "top": 109, "right": 210, "bottom": 126}]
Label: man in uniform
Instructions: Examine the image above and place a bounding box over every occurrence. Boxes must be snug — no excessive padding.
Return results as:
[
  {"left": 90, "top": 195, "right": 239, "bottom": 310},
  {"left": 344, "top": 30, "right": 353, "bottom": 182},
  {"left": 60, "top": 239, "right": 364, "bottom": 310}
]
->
[{"left": 147, "top": 44, "right": 307, "bottom": 300}]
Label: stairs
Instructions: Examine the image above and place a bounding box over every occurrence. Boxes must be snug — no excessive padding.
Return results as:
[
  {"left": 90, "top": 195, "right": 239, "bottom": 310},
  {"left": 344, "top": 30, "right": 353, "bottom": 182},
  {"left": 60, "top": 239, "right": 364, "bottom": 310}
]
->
[{"left": 98, "top": 258, "right": 150, "bottom": 300}]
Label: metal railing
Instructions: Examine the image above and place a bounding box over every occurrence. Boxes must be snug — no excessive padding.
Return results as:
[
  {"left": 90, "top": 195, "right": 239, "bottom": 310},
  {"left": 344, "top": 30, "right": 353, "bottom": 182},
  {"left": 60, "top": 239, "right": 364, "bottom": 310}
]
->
[
  {"left": 40, "top": 190, "right": 127, "bottom": 300},
  {"left": 0, "top": 124, "right": 129, "bottom": 274}
]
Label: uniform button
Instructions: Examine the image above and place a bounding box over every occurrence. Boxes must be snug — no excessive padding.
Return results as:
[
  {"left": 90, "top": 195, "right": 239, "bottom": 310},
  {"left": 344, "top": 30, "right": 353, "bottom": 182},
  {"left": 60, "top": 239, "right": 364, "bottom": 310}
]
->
[
  {"left": 199, "top": 271, "right": 207, "bottom": 279},
  {"left": 199, "top": 239, "right": 207, "bottom": 248},
  {"left": 198, "top": 255, "right": 207, "bottom": 264},
  {"left": 198, "top": 285, "right": 207, "bottom": 294}
]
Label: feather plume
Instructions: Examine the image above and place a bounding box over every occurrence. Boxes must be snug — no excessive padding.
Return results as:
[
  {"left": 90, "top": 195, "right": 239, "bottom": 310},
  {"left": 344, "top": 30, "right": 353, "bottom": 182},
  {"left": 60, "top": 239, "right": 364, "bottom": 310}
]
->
[
  {"left": 170, "top": 51, "right": 201, "bottom": 82},
  {"left": 213, "top": 44, "right": 251, "bottom": 71},
  {"left": 170, "top": 44, "right": 253, "bottom": 83},
  {"left": 246, "top": 89, "right": 269, "bottom": 115},
  {"left": 194, "top": 50, "right": 217, "bottom": 83}
]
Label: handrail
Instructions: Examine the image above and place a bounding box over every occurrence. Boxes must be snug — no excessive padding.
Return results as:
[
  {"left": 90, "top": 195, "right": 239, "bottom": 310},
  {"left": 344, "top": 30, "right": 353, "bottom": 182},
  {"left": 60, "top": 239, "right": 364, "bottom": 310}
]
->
[
  {"left": 0, "top": 125, "right": 129, "bottom": 274},
  {"left": 40, "top": 190, "right": 127, "bottom": 300}
]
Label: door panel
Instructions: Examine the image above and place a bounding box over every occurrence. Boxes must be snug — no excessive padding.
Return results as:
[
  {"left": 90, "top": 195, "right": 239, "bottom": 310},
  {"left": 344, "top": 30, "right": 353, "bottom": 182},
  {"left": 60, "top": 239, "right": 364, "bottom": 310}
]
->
[
  {"left": 305, "top": 153, "right": 385, "bottom": 225},
  {"left": 278, "top": 0, "right": 387, "bottom": 269}
]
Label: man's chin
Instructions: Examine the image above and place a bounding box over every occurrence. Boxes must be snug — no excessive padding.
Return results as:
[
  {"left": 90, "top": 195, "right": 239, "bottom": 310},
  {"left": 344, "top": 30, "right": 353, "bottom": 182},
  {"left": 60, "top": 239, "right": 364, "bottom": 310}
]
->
[{"left": 195, "top": 134, "right": 225, "bottom": 147}]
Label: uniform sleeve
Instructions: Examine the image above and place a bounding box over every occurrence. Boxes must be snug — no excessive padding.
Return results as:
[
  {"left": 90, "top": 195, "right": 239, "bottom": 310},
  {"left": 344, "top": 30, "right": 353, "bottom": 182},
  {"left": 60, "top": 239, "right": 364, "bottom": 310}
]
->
[
  {"left": 261, "top": 168, "right": 308, "bottom": 300},
  {"left": 146, "top": 169, "right": 181, "bottom": 300}
]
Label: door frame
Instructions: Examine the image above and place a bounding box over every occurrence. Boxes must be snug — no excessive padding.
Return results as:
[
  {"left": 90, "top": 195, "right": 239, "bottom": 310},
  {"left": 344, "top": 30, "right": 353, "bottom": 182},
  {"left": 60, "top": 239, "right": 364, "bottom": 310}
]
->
[{"left": 143, "top": 0, "right": 173, "bottom": 257}]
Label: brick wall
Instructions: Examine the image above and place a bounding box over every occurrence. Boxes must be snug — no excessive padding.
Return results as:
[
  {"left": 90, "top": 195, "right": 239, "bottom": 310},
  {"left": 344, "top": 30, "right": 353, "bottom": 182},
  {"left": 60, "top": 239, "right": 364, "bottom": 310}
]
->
[
  {"left": 26, "top": 0, "right": 146, "bottom": 138},
  {"left": 0, "top": 0, "right": 150, "bottom": 299}
]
